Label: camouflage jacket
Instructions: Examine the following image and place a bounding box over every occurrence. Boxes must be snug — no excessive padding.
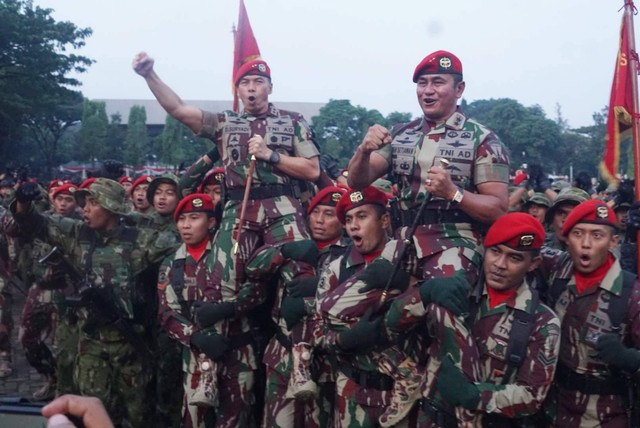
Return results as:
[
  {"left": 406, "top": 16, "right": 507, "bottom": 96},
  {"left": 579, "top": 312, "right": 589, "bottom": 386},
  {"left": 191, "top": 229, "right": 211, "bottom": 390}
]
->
[
  {"left": 470, "top": 281, "right": 561, "bottom": 419},
  {"left": 157, "top": 241, "right": 262, "bottom": 371},
  {"left": 10, "top": 203, "right": 178, "bottom": 321},
  {"left": 194, "top": 103, "right": 319, "bottom": 191},
  {"left": 376, "top": 107, "right": 510, "bottom": 211}
]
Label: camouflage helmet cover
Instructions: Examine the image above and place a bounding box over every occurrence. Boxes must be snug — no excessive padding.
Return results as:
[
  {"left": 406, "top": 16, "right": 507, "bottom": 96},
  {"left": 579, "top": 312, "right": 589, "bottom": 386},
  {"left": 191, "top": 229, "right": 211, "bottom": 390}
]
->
[{"left": 74, "top": 178, "right": 127, "bottom": 215}]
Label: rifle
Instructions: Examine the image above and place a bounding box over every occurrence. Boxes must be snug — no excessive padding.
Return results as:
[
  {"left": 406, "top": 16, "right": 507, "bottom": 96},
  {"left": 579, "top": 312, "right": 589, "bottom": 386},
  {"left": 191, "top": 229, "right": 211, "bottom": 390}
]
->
[
  {"left": 378, "top": 158, "right": 450, "bottom": 306},
  {"left": 39, "top": 246, "right": 152, "bottom": 359}
]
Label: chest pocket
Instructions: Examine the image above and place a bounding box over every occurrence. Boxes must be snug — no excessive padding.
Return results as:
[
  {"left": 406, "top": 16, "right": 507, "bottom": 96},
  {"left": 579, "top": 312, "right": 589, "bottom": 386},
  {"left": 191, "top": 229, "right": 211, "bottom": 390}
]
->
[
  {"left": 391, "top": 130, "right": 421, "bottom": 176},
  {"left": 265, "top": 117, "right": 295, "bottom": 155},
  {"left": 435, "top": 130, "right": 475, "bottom": 188},
  {"left": 483, "top": 316, "right": 512, "bottom": 375},
  {"left": 223, "top": 121, "right": 251, "bottom": 166}
]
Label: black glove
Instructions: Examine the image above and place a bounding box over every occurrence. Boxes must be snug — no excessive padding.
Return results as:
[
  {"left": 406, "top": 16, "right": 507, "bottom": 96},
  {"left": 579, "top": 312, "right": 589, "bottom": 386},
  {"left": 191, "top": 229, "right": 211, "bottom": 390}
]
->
[
  {"left": 437, "top": 355, "right": 480, "bottom": 410},
  {"left": 338, "top": 309, "right": 383, "bottom": 352},
  {"left": 358, "top": 258, "right": 411, "bottom": 294},
  {"left": 287, "top": 276, "right": 319, "bottom": 298},
  {"left": 205, "top": 147, "right": 220, "bottom": 163},
  {"left": 419, "top": 274, "right": 470, "bottom": 316},
  {"left": 280, "top": 240, "right": 319, "bottom": 266},
  {"left": 190, "top": 331, "right": 229, "bottom": 361},
  {"left": 15, "top": 182, "right": 41, "bottom": 203},
  {"left": 596, "top": 333, "right": 640, "bottom": 373},
  {"left": 280, "top": 295, "right": 306, "bottom": 330},
  {"left": 193, "top": 301, "right": 235, "bottom": 328}
]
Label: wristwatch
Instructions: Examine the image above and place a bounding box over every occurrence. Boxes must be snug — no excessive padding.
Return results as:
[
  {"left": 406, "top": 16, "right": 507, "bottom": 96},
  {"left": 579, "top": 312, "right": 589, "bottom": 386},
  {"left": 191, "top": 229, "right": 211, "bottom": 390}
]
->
[
  {"left": 451, "top": 186, "right": 464, "bottom": 204},
  {"left": 268, "top": 150, "right": 281, "bottom": 164}
]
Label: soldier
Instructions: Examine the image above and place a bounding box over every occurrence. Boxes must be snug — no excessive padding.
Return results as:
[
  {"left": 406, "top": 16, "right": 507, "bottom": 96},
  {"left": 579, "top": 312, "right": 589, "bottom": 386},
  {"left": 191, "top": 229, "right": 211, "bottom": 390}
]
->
[
  {"left": 540, "top": 199, "right": 640, "bottom": 427},
  {"left": 19, "top": 183, "right": 81, "bottom": 400},
  {"left": 199, "top": 167, "right": 225, "bottom": 207},
  {"left": 424, "top": 213, "right": 561, "bottom": 426},
  {"left": 130, "top": 175, "right": 153, "bottom": 214},
  {"left": 543, "top": 187, "right": 590, "bottom": 251},
  {"left": 11, "top": 178, "right": 178, "bottom": 428},
  {"left": 522, "top": 192, "right": 551, "bottom": 225},
  {"left": 158, "top": 193, "right": 263, "bottom": 428}
]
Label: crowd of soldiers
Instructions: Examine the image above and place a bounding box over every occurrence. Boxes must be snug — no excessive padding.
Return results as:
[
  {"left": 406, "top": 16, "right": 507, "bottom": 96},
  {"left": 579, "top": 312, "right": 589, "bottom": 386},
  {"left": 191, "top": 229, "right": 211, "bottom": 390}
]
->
[{"left": 0, "top": 49, "right": 639, "bottom": 428}]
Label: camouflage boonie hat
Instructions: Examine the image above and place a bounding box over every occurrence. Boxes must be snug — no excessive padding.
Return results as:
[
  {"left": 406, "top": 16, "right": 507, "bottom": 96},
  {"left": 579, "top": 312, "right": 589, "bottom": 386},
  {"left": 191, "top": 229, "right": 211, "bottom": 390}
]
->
[
  {"left": 544, "top": 187, "right": 590, "bottom": 224},
  {"left": 523, "top": 192, "right": 551, "bottom": 208},
  {"left": 74, "top": 178, "right": 127, "bottom": 215},
  {"left": 146, "top": 173, "right": 180, "bottom": 205},
  {"left": 551, "top": 179, "right": 571, "bottom": 193}
]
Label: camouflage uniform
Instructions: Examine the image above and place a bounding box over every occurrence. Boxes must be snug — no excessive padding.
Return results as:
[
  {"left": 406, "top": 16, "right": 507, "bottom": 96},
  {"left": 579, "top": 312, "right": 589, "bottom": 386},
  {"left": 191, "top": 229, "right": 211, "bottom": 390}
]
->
[
  {"left": 158, "top": 240, "right": 262, "bottom": 428},
  {"left": 545, "top": 252, "right": 640, "bottom": 427},
  {"left": 10, "top": 194, "right": 177, "bottom": 427}
]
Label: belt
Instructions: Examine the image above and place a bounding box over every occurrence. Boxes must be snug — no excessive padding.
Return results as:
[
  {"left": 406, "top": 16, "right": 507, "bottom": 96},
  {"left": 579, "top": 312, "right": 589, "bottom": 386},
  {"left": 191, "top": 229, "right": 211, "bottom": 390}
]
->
[
  {"left": 227, "top": 184, "right": 296, "bottom": 201},
  {"left": 339, "top": 364, "right": 393, "bottom": 391},
  {"left": 420, "top": 400, "right": 457, "bottom": 428},
  {"left": 399, "top": 208, "right": 474, "bottom": 227},
  {"left": 555, "top": 362, "right": 627, "bottom": 396},
  {"left": 228, "top": 331, "right": 254, "bottom": 350},
  {"left": 275, "top": 330, "right": 292, "bottom": 351}
]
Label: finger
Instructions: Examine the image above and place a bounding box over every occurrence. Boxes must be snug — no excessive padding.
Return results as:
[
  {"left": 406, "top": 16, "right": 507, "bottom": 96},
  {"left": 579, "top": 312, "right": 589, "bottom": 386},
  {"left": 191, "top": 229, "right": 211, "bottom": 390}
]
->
[{"left": 47, "top": 414, "right": 75, "bottom": 428}]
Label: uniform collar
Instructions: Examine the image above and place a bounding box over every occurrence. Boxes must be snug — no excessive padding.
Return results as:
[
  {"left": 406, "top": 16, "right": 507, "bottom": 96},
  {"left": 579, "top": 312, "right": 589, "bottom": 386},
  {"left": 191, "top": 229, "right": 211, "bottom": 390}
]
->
[
  {"left": 481, "top": 279, "right": 534, "bottom": 315},
  {"left": 568, "top": 256, "right": 624, "bottom": 297},
  {"left": 420, "top": 107, "right": 467, "bottom": 135},
  {"left": 344, "top": 244, "right": 366, "bottom": 270},
  {"left": 243, "top": 103, "right": 278, "bottom": 120}
]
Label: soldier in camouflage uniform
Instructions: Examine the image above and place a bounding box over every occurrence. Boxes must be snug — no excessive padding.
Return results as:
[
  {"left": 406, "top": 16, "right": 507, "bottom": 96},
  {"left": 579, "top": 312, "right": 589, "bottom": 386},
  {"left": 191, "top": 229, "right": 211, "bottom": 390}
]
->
[
  {"left": 541, "top": 200, "right": 640, "bottom": 427},
  {"left": 158, "top": 193, "right": 263, "bottom": 428},
  {"left": 199, "top": 167, "right": 225, "bottom": 208},
  {"left": 19, "top": 183, "right": 81, "bottom": 400},
  {"left": 521, "top": 192, "right": 551, "bottom": 225},
  {"left": 542, "top": 187, "right": 590, "bottom": 251},
  {"left": 419, "top": 213, "right": 561, "bottom": 427},
  {"left": 11, "top": 178, "right": 178, "bottom": 428},
  {"left": 130, "top": 175, "right": 153, "bottom": 214}
]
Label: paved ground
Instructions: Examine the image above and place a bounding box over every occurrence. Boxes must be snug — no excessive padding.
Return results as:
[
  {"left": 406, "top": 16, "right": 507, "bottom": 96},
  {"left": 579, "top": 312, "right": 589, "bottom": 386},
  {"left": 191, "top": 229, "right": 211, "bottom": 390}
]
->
[{"left": 0, "top": 288, "right": 50, "bottom": 402}]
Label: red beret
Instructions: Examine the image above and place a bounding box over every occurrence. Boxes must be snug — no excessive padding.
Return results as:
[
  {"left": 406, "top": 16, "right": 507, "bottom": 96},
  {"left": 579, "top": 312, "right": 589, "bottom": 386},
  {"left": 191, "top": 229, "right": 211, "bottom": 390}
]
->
[
  {"left": 336, "top": 186, "right": 388, "bottom": 224},
  {"left": 234, "top": 60, "right": 271, "bottom": 86},
  {"left": 201, "top": 167, "right": 225, "bottom": 188},
  {"left": 130, "top": 175, "right": 153, "bottom": 192},
  {"left": 80, "top": 177, "right": 97, "bottom": 189},
  {"left": 118, "top": 176, "right": 133, "bottom": 185},
  {"left": 51, "top": 183, "right": 78, "bottom": 200},
  {"left": 413, "top": 50, "right": 463, "bottom": 83},
  {"left": 174, "top": 193, "right": 215, "bottom": 222},
  {"left": 561, "top": 200, "right": 617, "bottom": 237},
  {"left": 48, "top": 179, "right": 66, "bottom": 191},
  {"left": 484, "top": 212, "right": 545, "bottom": 251},
  {"left": 307, "top": 186, "right": 347, "bottom": 215}
]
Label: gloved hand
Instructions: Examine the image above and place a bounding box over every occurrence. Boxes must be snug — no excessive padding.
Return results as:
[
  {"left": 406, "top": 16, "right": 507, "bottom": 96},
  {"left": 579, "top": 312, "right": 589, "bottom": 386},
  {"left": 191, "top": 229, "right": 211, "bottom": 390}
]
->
[
  {"left": 419, "top": 274, "right": 470, "bottom": 316},
  {"left": 190, "top": 331, "right": 229, "bottom": 361},
  {"left": 280, "top": 240, "right": 319, "bottom": 266},
  {"left": 358, "top": 258, "right": 411, "bottom": 294},
  {"left": 280, "top": 295, "right": 306, "bottom": 330},
  {"left": 338, "top": 309, "right": 383, "bottom": 352},
  {"left": 193, "top": 301, "right": 235, "bottom": 328},
  {"left": 437, "top": 355, "right": 480, "bottom": 410},
  {"left": 596, "top": 333, "right": 640, "bottom": 373},
  {"left": 287, "top": 276, "right": 319, "bottom": 298},
  {"left": 513, "top": 172, "right": 529, "bottom": 188},
  {"left": 15, "top": 181, "right": 41, "bottom": 203}
]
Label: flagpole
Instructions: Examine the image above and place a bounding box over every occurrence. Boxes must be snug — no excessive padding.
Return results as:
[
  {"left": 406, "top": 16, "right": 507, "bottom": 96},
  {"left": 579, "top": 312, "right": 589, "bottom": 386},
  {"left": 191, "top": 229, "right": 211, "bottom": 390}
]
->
[{"left": 624, "top": 1, "right": 640, "bottom": 268}]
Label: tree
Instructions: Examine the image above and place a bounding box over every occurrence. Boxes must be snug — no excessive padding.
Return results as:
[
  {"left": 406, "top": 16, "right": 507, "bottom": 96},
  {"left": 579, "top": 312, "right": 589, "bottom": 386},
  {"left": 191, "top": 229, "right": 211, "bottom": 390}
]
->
[
  {"left": 0, "top": 0, "right": 93, "bottom": 169},
  {"left": 124, "top": 105, "right": 148, "bottom": 166},
  {"left": 158, "top": 116, "right": 187, "bottom": 167},
  {"left": 104, "top": 113, "right": 126, "bottom": 161},
  {"left": 75, "top": 99, "right": 108, "bottom": 162}
]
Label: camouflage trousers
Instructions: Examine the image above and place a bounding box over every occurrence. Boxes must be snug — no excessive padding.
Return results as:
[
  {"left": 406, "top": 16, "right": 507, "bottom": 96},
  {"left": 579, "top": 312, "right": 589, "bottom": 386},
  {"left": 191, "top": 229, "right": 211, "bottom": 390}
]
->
[
  {"left": 418, "top": 303, "right": 481, "bottom": 428},
  {"left": 155, "top": 330, "right": 184, "bottom": 428},
  {"left": 75, "top": 329, "right": 152, "bottom": 428},
  {"left": 19, "top": 284, "right": 56, "bottom": 376},
  {"left": 53, "top": 314, "right": 79, "bottom": 395},
  {"left": 182, "top": 348, "right": 256, "bottom": 428}
]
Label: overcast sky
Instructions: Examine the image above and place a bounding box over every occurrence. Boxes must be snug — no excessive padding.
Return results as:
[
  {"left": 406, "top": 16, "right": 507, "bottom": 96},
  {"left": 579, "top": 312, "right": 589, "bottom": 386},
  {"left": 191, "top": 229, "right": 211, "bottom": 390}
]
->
[{"left": 34, "top": 0, "right": 631, "bottom": 129}]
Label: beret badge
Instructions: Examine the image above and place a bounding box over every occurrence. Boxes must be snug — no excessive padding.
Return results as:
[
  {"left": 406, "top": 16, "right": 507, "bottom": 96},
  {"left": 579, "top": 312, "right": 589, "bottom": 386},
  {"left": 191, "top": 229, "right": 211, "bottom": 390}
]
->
[{"left": 350, "top": 191, "right": 364, "bottom": 203}]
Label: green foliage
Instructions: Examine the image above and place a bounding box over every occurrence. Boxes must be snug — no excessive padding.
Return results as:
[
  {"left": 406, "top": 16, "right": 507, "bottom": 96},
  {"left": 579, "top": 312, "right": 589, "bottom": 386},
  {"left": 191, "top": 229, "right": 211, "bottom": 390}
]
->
[
  {"left": 105, "top": 113, "right": 126, "bottom": 161},
  {"left": 124, "top": 105, "right": 148, "bottom": 165},
  {"left": 0, "top": 0, "right": 93, "bottom": 171},
  {"left": 75, "top": 99, "right": 108, "bottom": 161}
]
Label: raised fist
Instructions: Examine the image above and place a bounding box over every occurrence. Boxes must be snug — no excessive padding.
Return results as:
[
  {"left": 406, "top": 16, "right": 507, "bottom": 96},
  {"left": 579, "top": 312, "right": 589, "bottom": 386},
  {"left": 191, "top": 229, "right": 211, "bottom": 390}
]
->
[{"left": 15, "top": 181, "right": 40, "bottom": 203}]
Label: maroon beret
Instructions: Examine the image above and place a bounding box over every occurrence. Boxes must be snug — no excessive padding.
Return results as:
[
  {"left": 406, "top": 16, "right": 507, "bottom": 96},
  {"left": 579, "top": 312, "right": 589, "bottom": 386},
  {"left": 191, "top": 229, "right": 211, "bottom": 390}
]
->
[
  {"left": 174, "top": 193, "right": 215, "bottom": 222},
  {"left": 336, "top": 186, "right": 388, "bottom": 225},
  {"left": 51, "top": 183, "right": 78, "bottom": 199},
  {"left": 413, "top": 50, "right": 463, "bottom": 83},
  {"left": 561, "top": 200, "right": 617, "bottom": 237},
  {"left": 307, "top": 186, "right": 346, "bottom": 215},
  {"left": 484, "top": 212, "right": 545, "bottom": 251},
  {"left": 130, "top": 175, "right": 153, "bottom": 193},
  {"left": 118, "top": 176, "right": 133, "bottom": 185},
  {"left": 201, "top": 167, "right": 225, "bottom": 188},
  {"left": 80, "top": 177, "right": 97, "bottom": 189},
  {"left": 234, "top": 60, "right": 271, "bottom": 86},
  {"left": 48, "top": 179, "right": 66, "bottom": 191}
]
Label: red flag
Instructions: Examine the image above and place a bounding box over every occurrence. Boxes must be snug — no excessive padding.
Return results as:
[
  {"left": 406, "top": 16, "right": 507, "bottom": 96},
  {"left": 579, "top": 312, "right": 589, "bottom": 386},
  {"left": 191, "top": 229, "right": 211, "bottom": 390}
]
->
[
  {"left": 232, "top": 0, "right": 261, "bottom": 112},
  {"left": 600, "top": 14, "right": 635, "bottom": 186}
]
